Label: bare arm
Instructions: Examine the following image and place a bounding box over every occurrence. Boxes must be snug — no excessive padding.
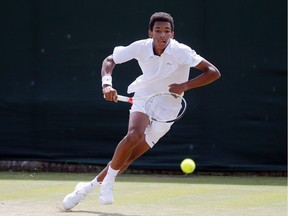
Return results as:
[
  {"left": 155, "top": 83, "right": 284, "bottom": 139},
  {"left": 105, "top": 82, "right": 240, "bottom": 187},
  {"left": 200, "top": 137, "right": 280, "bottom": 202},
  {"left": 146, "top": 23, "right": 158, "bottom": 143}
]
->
[
  {"left": 169, "top": 58, "right": 221, "bottom": 94},
  {"left": 101, "top": 55, "right": 116, "bottom": 79},
  {"left": 101, "top": 55, "right": 118, "bottom": 101}
]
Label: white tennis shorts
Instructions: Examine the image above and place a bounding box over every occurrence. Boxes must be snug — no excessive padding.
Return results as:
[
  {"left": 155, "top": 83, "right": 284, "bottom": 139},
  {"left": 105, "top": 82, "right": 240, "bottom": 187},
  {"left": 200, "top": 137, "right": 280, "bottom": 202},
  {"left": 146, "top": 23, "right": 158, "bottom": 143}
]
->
[{"left": 129, "top": 92, "right": 174, "bottom": 148}]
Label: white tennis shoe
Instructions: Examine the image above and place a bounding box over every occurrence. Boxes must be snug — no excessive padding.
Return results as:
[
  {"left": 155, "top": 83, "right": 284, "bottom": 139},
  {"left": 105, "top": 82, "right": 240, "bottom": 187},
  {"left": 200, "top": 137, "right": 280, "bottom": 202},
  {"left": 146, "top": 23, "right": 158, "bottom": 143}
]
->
[
  {"left": 62, "top": 182, "right": 89, "bottom": 210},
  {"left": 99, "top": 182, "right": 114, "bottom": 205}
]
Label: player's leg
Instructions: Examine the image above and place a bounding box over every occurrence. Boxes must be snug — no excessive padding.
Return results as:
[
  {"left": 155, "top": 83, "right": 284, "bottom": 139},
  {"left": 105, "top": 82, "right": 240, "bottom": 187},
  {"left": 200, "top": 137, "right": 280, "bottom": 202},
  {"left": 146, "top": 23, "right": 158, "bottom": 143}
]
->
[
  {"left": 110, "top": 111, "right": 150, "bottom": 170},
  {"left": 63, "top": 112, "right": 150, "bottom": 209},
  {"left": 118, "top": 138, "right": 150, "bottom": 173},
  {"left": 87, "top": 136, "right": 150, "bottom": 185},
  {"left": 100, "top": 111, "right": 150, "bottom": 184},
  {"left": 99, "top": 111, "right": 150, "bottom": 204}
]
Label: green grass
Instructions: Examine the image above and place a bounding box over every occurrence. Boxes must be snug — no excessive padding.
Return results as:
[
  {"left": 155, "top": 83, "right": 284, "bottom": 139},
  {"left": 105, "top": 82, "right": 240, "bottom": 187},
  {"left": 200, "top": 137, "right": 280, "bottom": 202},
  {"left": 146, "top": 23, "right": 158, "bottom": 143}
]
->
[{"left": 0, "top": 171, "right": 287, "bottom": 216}]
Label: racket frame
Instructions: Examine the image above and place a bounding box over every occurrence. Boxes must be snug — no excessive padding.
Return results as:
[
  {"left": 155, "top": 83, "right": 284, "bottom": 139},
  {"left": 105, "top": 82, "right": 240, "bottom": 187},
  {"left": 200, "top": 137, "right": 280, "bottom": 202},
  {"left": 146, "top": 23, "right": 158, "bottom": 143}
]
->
[{"left": 117, "top": 93, "right": 187, "bottom": 123}]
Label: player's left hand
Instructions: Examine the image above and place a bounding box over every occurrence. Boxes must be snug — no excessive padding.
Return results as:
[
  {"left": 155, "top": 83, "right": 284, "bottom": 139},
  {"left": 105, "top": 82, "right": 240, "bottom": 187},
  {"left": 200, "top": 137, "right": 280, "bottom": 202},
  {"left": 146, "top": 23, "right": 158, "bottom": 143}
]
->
[{"left": 168, "top": 83, "right": 185, "bottom": 95}]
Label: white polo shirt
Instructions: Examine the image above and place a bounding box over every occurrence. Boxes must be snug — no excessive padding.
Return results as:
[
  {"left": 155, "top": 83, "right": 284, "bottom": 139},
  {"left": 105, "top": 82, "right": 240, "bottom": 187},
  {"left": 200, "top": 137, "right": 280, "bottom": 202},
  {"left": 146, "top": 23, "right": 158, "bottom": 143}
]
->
[{"left": 113, "top": 38, "right": 203, "bottom": 95}]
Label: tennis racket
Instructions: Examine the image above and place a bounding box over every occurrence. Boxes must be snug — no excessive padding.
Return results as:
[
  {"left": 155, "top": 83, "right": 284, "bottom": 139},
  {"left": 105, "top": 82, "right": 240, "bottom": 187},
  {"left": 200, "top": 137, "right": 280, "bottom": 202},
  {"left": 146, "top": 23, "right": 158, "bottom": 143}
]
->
[{"left": 117, "top": 92, "right": 187, "bottom": 123}]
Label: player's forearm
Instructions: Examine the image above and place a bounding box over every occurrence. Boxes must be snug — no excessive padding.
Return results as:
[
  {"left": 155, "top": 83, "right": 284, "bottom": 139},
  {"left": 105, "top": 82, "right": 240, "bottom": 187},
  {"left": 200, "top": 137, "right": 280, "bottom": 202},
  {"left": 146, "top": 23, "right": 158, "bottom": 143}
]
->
[
  {"left": 101, "top": 55, "right": 116, "bottom": 88},
  {"left": 183, "top": 68, "right": 221, "bottom": 91},
  {"left": 101, "top": 55, "right": 115, "bottom": 77}
]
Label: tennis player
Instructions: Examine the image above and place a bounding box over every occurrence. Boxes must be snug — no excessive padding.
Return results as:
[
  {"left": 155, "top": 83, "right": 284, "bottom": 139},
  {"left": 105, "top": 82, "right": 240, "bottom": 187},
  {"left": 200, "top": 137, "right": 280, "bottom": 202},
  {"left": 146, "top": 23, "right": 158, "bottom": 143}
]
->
[{"left": 63, "top": 11, "right": 221, "bottom": 210}]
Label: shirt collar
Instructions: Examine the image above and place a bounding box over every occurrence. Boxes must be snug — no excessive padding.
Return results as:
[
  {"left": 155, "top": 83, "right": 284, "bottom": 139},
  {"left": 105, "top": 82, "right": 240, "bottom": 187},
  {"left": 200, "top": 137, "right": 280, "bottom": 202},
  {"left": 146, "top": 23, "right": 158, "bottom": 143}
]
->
[{"left": 148, "top": 38, "right": 172, "bottom": 57}]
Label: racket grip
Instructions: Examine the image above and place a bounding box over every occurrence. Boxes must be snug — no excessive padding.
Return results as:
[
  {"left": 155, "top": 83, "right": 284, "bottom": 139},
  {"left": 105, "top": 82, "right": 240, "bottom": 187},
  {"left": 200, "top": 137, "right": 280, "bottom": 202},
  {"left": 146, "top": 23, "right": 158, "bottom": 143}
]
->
[{"left": 117, "top": 95, "right": 133, "bottom": 103}]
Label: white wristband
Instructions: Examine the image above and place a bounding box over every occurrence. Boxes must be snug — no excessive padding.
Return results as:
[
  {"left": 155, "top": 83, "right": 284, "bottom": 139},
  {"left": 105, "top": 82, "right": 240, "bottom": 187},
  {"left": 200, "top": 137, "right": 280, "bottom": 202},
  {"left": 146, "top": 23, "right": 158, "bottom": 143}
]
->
[{"left": 102, "top": 75, "right": 112, "bottom": 87}]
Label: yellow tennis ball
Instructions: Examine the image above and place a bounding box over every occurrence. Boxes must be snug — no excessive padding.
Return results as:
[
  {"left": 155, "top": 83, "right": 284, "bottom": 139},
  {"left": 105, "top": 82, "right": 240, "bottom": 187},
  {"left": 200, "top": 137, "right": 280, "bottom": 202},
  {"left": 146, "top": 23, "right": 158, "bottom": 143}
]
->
[{"left": 180, "top": 158, "right": 196, "bottom": 174}]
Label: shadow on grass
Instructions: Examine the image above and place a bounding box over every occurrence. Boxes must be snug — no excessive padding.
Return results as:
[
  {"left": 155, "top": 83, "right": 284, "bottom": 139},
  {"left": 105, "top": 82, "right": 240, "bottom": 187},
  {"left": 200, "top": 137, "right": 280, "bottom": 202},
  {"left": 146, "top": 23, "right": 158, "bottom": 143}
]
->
[{"left": 61, "top": 210, "right": 138, "bottom": 216}]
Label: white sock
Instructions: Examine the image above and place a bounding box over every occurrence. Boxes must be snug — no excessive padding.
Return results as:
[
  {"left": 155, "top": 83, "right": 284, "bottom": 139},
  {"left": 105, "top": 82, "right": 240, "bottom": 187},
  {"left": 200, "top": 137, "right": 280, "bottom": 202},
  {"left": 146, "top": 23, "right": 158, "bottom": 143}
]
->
[
  {"left": 103, "top": 165, "right": 119, "bottom": 184},
  {"left": 83, "top": 176, "right": 100, "bottom": 193}
]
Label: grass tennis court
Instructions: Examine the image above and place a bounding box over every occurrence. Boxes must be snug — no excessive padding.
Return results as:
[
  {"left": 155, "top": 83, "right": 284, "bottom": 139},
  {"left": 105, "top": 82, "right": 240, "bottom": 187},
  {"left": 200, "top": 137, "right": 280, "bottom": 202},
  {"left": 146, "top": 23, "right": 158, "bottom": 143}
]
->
[{"left": 0, "top": 171, "right": 286, "bottom": 216}]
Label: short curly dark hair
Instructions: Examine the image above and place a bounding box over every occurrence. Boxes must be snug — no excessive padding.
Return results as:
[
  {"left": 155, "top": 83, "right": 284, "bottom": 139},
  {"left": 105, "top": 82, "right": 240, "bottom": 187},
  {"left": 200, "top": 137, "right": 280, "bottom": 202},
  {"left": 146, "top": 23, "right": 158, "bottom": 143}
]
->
[{"left": 149, "top": 12, "right": 174, "bottom": 31}]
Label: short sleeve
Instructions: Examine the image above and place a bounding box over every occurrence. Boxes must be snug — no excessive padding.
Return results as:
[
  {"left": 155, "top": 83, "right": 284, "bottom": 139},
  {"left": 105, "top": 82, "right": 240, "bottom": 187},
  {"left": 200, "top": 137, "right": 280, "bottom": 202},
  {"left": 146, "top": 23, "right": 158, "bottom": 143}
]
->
[
  {"left": 112, "top": 41, "right": 140, "bottom": 64},
  {"left": 186, "top": 48, "right": 203, "bottom": 67},
  {"left": 174, "top": 43, "right": 203, "bottom": 67}
]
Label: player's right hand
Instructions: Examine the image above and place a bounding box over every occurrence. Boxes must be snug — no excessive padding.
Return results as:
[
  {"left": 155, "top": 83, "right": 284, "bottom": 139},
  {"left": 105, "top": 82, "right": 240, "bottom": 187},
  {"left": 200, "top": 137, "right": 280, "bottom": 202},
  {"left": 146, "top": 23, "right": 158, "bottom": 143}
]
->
[{"left": 102, "top": 85, "right": 118, "bottom": 102}]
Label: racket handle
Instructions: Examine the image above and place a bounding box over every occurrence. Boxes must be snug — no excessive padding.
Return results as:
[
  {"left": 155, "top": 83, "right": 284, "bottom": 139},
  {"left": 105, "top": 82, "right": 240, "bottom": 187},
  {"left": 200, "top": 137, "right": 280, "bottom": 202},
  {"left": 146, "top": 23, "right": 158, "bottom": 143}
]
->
[{"left": 117, "top": 95, "right": 133, "bottom": 103}]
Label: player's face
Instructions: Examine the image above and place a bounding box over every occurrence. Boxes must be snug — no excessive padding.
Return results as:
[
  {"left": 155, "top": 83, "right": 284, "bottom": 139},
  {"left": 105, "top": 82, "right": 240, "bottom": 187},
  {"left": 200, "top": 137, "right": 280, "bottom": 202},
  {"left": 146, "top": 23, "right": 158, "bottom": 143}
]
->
[{"left": 149, "top": 21, "right": 174, "bottom": 56}]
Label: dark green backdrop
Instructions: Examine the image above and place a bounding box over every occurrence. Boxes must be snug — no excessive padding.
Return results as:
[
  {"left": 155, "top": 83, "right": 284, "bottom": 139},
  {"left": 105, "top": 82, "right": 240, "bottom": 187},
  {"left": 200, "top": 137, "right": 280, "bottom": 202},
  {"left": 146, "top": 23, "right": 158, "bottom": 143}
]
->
[{"left": 0, "top": 0, "right": 286, "bottom": 171}]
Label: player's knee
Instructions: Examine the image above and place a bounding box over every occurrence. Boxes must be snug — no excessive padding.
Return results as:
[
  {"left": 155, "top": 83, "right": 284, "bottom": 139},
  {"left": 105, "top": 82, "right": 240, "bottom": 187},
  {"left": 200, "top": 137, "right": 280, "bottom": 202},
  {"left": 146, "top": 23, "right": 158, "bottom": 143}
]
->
[{"left": 125, "top": 129, "right": 144, "bottom": 145}]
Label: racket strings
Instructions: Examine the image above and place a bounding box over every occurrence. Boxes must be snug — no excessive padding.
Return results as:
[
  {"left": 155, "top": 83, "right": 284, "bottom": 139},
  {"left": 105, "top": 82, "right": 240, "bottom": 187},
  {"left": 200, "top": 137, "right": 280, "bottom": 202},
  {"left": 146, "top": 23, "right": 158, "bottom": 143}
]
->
[{"left": 145, "top": 94, "right": 183, "bottom": 122}]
